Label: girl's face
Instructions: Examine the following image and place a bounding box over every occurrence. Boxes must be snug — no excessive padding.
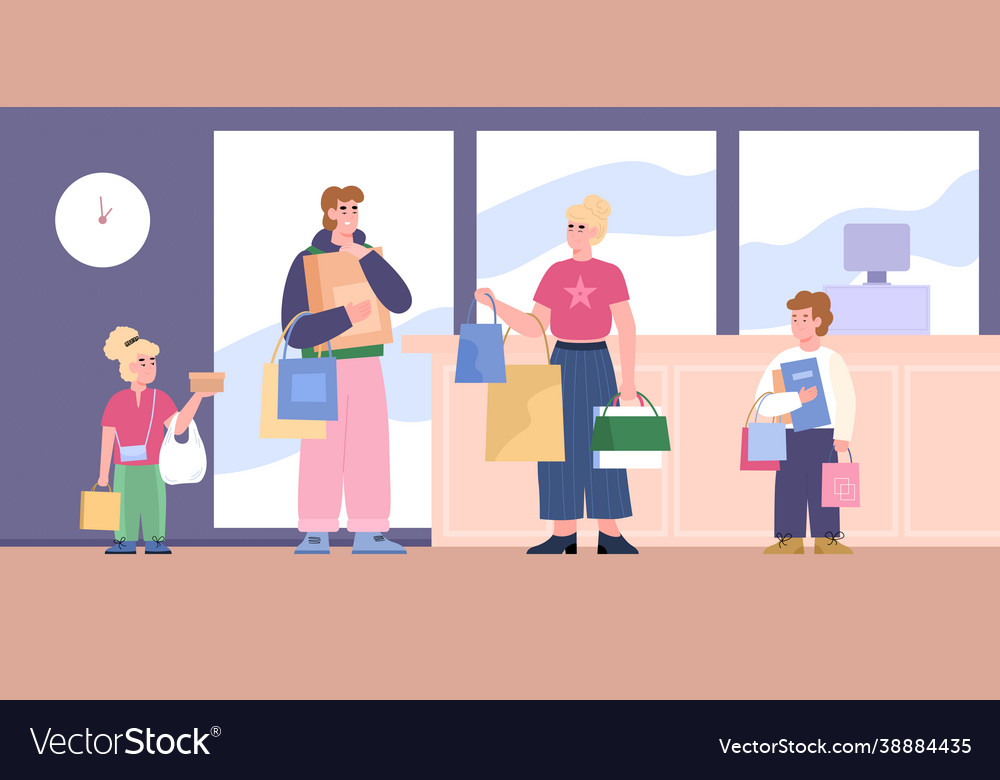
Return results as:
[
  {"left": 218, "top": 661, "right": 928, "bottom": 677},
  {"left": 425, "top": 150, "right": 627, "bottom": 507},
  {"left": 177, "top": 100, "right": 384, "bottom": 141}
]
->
[
  {"left": 567, "top": 220, "right": 597, "bottom": 251},
  {"left": 129, "top": 353, "right": 157, "bottom": 385}
]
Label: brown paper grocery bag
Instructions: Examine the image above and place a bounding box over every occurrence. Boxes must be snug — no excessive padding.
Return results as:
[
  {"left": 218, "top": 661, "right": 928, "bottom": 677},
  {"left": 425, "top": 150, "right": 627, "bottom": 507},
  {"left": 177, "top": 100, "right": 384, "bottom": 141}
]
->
[
  {"left": 771, "top": 369, "right": 793, "bottom": 424},
  {"left": 485, "top": 316, "right": 565, "bottom": 462},
  {"left": 80, "top": 484, "right": 121, "bottom": 531},
  {"left": 303, "top": 247, "right": 393, "bottom": 351}
]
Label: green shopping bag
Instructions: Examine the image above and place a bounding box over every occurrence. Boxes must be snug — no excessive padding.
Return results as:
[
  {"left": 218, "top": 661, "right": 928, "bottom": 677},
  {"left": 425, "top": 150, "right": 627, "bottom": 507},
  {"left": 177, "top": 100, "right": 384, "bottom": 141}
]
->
[{"left": 590, "top": 392, "right": 670, "bottom": 452}]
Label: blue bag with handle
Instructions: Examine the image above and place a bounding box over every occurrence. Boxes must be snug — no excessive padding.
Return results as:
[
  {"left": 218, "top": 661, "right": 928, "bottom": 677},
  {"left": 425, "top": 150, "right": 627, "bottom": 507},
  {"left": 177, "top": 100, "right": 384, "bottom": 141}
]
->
[
  {"left": 277, "top": 312, "right": 339, "bottom": 421},
  {"left": 455, "top": 294, "right": 506, "bottom": 383}
]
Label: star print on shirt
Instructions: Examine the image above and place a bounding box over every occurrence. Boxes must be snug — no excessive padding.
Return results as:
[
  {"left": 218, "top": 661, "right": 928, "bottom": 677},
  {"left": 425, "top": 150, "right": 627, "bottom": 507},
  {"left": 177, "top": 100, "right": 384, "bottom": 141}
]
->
[{"left": 564, "top": 275, "right": 597, "bottom": 309}]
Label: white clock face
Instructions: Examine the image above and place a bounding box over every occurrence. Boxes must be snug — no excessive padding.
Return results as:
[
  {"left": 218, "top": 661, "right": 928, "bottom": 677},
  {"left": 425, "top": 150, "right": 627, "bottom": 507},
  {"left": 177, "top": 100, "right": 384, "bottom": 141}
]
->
[{"left": 55, "top": 172, "right": 151, "bottom": 268}]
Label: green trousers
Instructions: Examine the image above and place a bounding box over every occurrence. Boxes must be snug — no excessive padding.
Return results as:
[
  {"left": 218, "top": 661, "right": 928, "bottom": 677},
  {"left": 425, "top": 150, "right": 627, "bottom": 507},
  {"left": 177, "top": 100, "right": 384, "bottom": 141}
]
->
[{"left": 112, "top": 464, "right": 166, "bottom": 542}]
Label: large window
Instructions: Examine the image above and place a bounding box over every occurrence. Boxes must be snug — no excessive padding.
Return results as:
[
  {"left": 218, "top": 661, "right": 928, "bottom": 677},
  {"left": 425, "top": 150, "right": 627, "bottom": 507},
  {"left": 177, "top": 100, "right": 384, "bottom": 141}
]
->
[{"left": 739, "top": 130, "right": 979, "bottom": 335}]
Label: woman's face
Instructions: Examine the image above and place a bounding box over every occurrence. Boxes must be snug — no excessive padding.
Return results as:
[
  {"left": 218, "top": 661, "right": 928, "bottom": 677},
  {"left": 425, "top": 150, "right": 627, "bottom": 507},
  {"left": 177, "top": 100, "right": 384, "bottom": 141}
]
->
[
  {"left": 129, "top": 353, "right": 157, "bottom": 385},
  {"left": 567, "top": 220, "right": 597, "bottom": 251}
]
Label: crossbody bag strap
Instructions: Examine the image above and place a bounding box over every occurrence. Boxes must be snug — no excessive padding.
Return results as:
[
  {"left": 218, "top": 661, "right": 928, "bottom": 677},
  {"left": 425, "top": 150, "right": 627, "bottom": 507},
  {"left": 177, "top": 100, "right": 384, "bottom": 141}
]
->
[{"left": 143, "top": 389, "right": 157, "bottom": 446}]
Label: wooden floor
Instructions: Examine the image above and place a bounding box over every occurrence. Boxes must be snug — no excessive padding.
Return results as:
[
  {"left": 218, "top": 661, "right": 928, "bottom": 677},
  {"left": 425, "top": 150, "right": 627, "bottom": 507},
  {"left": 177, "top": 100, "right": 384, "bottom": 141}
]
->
[{"left": 2, "top": 546, "right": 998, "bottom": 700}]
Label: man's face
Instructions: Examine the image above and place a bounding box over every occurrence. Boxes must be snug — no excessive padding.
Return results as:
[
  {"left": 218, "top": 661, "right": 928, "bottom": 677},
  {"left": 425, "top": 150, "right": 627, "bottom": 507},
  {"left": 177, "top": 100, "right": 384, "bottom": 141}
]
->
[
  {"left": 129, "top": 353, "right": 157, "bottom": 385},
  {"left": 567, "top": 220, "right": 596, "bottom": 251},
  {"left": 328, "top": 199, "right": 359, "bottom": 234},
  {"left": 790, "top": 307, "right": 821, "bottom": 340}
]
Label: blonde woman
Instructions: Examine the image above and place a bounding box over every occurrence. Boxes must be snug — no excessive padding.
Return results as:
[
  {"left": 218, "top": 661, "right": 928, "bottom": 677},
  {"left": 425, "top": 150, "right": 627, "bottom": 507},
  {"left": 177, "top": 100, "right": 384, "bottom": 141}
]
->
[
  {"left": 99, "top": 326, "right": 214, "bottom": 554},
  {"left": 475, "top": 195, "right": 640, "bottom": 554}
]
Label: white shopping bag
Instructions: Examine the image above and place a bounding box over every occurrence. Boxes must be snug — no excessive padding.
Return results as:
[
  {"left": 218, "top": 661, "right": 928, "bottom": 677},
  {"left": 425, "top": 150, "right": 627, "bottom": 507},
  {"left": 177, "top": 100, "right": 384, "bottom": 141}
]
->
[
  {"left": 592, "top": 405, "right": 664, "bottom": 469},
  {"left": 159, "top": 415, "right": 207, "bottom": 485}
]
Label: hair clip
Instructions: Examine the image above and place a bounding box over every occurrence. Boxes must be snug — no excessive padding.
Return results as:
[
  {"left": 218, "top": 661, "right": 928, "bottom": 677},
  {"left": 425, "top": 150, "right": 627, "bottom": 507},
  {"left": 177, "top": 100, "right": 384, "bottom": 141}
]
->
[{"left": 125, "top": 336, "right": 139, "bottom": 347}]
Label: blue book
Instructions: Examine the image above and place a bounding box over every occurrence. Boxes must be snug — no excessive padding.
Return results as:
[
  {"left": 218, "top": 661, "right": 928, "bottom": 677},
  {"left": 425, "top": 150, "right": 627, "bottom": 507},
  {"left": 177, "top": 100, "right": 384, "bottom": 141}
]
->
[{"left": 780, "top": 357, "right": 831, "bottom": 432}]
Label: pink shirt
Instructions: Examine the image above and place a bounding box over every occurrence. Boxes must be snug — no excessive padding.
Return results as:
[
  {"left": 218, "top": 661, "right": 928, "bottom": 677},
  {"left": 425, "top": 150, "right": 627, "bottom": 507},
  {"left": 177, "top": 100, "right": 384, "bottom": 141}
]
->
[
  {"left": 101, "top": 388, "right": 178, "bottom": 466},
  {"left": 533, "top": 258, "right": 629, "bottom": 340}
]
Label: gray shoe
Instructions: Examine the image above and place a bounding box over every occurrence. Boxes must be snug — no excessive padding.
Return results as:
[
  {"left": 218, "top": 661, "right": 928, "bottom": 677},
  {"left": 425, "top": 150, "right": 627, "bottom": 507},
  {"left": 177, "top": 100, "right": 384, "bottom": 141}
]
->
[
  {"left": 294, "top": 532, "right": 330, "bottom": 554},
  {"left": 352, "top": 532, "right": 406, "bottom": 555}
]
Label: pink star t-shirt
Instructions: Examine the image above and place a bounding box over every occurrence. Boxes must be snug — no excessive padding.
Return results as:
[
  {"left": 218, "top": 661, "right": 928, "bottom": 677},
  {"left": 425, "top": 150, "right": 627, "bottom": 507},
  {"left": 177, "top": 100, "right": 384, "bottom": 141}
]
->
[{"left": 533, "top": 258, "right": 629, "bottom": 340}]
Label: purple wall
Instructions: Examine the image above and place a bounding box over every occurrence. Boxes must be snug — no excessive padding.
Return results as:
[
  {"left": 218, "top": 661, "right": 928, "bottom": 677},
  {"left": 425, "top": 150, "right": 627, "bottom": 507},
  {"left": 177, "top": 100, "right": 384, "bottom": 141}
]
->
[{"left": 0, "top": 107, "right": 995, "bottom": 543}]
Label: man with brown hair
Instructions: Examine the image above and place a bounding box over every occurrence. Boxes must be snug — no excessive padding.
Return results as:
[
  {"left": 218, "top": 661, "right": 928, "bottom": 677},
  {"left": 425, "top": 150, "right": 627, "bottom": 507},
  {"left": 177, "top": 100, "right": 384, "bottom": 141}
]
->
[
  {"left": 280, "top": 185, "right": 412, "bottom": 555},
  {"left": 754, "top": 291, "right": 856, "bottom": 554}
]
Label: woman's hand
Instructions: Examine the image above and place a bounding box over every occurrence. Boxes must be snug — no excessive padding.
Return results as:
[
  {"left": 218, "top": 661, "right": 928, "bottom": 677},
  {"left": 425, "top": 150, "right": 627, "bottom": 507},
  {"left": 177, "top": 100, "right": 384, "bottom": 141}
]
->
[
  {"left": 97, "top": 476, "right": 109, "bottom": 488},
  {"left": 195, "top": 392, "right": 218, "bottom": 399},
  {"left": 618, "top": 382, "right": 638, "bottom": 404},
  {"left": 474, "top": 287, "right": 496, "bottom": 307}
]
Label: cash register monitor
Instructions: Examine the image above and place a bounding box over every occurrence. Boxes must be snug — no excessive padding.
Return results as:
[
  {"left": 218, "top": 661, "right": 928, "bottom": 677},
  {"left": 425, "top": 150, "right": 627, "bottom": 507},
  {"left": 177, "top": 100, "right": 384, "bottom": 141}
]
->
[{"left": 843, "top": 223, "right": 910, "bottom": 285}]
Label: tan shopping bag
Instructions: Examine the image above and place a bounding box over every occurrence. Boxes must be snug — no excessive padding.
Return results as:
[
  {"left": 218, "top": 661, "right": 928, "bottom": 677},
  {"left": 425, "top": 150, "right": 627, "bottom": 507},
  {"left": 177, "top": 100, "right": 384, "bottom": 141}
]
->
[
  {"left": 260, "top": 313, "right": 327, "bottom": 440},
  {"left": 80, "top": 483, "right": 121, "bottom": 531},
  {"left": 485, "top": 314, "right": 564, "bottom": 462},
  {"left": 303, "top": 246, "right": 392, "bottom": 351}
]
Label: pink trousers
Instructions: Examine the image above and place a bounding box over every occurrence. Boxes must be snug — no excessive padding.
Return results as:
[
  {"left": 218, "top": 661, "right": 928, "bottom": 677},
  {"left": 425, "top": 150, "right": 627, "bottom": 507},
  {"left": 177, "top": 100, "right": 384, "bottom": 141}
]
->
[{"left": 297, "top": 357, "right": 391, "bottom": 533}]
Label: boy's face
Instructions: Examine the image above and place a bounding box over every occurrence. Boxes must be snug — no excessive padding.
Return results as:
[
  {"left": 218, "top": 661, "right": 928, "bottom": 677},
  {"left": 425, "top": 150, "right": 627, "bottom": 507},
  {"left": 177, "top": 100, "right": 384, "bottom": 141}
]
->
[{"left": 790, "top": 307, "right": 821, "bottom": 340}]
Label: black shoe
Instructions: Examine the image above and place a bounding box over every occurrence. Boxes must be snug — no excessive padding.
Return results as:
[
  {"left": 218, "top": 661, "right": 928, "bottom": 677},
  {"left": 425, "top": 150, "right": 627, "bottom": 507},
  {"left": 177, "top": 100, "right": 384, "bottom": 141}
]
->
[
  {"left": 526, "top": 533, "right": 577, "bottom": 554},
  {"left": 597, "top": 532, "right": 638, "bottom": 554}
]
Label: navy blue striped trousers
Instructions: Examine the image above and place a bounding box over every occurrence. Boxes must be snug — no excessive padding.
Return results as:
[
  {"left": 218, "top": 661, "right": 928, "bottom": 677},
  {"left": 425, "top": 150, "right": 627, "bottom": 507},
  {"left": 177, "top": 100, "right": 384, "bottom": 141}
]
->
[{"left": 538, "top": 341, "right": 632, "bottom": 520}]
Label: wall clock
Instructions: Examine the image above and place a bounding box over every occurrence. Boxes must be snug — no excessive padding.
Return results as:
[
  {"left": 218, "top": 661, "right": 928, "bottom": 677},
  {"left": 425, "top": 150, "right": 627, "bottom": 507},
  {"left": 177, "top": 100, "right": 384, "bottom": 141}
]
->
[{"left": 55, "top": 172, "right": 150, "bottom": 267}]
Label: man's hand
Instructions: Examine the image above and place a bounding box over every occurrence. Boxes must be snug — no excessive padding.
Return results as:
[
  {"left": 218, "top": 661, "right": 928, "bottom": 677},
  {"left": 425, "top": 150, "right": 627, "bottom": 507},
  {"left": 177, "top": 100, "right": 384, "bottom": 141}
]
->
[
  {"left": 345, "top": 300, "right": 372, "bottom": 323},
  {"left": 338, "top": 243, "right": 368, "bottom": 259},
  {"left": 798, "top": 385, "right": 818, "bottom": 404},
  {"left": 834, "top": 439, "right": 850, "bottom": 453}
]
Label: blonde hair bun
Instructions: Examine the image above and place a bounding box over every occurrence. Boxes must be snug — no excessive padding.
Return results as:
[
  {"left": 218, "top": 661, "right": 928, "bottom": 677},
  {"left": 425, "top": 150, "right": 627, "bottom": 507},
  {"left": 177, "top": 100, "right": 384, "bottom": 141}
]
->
[{"left": 583, "top": 194, "right": 611, "bottom": 221}]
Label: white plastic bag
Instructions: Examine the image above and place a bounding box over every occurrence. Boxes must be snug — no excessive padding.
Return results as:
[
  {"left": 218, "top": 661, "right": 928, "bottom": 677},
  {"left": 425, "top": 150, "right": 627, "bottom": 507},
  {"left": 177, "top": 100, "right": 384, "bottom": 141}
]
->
[{"left": 159, "top": 414, "right": 207, "bottom": 485}]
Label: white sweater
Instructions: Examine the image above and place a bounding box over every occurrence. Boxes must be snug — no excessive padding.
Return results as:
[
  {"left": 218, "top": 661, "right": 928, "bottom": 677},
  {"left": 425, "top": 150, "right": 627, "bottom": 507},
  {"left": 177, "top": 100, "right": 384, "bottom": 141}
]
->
[{"left": 754, "top": 345, "right": 856, "bottom": 441}]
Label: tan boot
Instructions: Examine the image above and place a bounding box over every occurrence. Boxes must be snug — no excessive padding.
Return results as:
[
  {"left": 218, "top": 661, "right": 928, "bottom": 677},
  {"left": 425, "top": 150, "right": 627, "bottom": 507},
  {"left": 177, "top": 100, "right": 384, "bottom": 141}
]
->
[
  {"left": 763, "top": 536, "right": 804, "bottom": 554},
  {"left": 815, "top": 535, "right": 853, "bottom": 554}
]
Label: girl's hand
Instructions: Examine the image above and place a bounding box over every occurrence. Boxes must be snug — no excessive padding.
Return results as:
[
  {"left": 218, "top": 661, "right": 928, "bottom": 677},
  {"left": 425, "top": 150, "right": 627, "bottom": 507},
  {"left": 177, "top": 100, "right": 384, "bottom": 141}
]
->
[{"left": 474, "top": 287, "right": 496, "bottom": 307}]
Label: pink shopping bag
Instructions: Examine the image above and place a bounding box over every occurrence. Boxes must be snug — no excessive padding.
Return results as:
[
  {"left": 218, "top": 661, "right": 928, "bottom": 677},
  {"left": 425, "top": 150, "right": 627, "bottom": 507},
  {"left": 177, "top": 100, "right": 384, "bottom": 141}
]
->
[{"left": 822, "top": 448, "right": 861, "bottom": 508}]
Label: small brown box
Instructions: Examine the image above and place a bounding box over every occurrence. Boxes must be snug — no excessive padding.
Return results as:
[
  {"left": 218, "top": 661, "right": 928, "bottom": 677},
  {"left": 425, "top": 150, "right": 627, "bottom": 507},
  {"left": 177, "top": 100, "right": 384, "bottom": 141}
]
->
[{"left": 190, "top": 372, "right": 225, "bottom": 393}]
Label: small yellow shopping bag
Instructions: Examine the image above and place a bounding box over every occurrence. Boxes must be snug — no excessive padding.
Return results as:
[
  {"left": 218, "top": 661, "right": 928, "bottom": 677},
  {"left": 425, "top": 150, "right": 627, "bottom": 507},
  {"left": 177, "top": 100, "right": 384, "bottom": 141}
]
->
[{"left": 80, "top": 483, "right": 121, "bottom": 531}]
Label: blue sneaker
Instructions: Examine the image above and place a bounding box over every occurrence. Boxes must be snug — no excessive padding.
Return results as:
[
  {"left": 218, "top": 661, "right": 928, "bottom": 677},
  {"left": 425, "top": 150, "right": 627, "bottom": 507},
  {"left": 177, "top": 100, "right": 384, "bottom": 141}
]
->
[
  {"left": 145, "top": 536, "right": 172, "bottom": 554},
  {"left": 352, "top": 532, "right": 406, "bottom": 555},
  {"left": 295, "top": 532, "right": 330, "bottom": 554},
  {"left": 105, "top": 538, "right": 136, "bottom": 554}
]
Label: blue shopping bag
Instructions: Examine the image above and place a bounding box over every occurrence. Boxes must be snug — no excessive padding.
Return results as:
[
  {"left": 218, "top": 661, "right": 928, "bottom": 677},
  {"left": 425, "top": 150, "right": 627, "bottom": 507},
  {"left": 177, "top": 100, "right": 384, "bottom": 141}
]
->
[
  {"left": 276, "top": 312, "right": 338, "bottom": 421},
  {"left": 454, "top": 294, "right": 506, "bottom": 383},
  {"left": 746, "top": 392, "right": 787, "bottom": 462}
]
